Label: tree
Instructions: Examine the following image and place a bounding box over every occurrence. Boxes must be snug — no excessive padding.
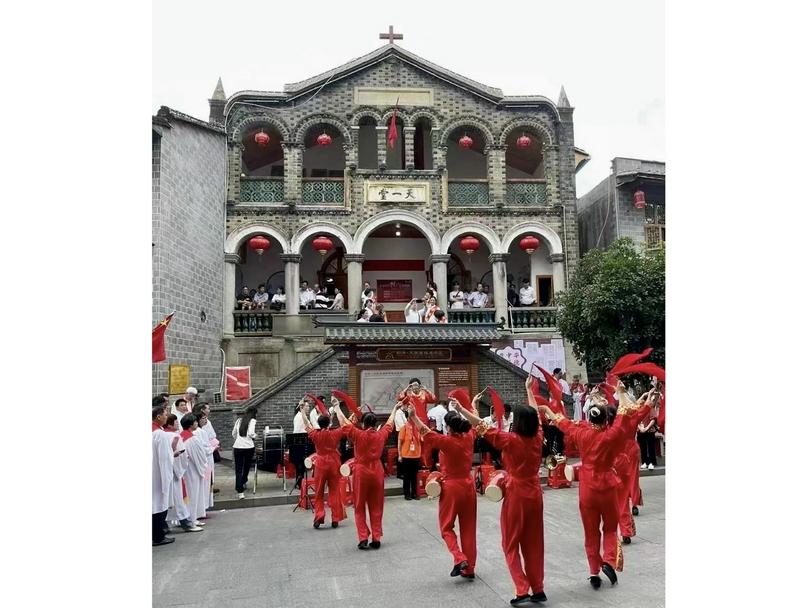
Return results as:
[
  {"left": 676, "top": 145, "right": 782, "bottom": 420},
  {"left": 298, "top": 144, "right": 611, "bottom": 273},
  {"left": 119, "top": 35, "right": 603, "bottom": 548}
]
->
[{"left": 556, "top": 238, "right": 664, "bottom": 378}]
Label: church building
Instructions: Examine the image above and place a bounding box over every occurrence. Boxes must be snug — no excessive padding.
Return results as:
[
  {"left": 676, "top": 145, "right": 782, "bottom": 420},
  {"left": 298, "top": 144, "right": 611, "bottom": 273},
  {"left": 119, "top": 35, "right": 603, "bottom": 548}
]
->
[{"left": 153, "top": 31, "right": 591, "bottom": 429}]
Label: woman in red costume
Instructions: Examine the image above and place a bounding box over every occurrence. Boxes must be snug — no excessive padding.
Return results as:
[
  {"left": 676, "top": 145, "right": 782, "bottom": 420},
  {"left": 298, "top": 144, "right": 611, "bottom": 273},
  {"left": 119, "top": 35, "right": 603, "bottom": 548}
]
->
[
  {"left": 300, "top": 401, "right": 346, "bottom": 529},
  {"left": 334, "top": 399, "right": 402, "bottom": 550},
  {"left": 538, "top": 383, "right": 655, "bottom": 590},
  {"left": 408, "top": 402, "right": 478, "bottom": 580},
  {"left": 614, "top": 399, "right": 652, "bottom": 543},
  {"left": 456, "top": 379, "right": 547, "bottom": 605}
]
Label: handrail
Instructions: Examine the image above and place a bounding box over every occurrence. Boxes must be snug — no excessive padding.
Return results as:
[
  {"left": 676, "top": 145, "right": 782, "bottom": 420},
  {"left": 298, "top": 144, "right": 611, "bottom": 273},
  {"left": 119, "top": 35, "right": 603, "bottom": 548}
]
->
[{"left": 505, "top": 178, "right": 547, "bottom": 183}]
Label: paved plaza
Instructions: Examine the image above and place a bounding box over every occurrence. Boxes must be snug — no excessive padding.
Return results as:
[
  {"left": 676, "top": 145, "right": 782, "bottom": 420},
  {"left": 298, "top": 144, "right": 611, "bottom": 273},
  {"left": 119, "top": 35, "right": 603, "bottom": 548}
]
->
[{"left": 154, "top": 476, "right": 664, "bottom": 607}]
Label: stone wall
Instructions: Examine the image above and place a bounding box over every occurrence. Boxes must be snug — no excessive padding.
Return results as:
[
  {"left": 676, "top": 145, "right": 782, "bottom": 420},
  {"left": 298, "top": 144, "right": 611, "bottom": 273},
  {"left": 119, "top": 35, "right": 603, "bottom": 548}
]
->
[
  {"left": 152, "top": 111, "right": 227, "bottom": 396},
  {"left": 576, "top": 176, "right": 615, "bottom": 254}
]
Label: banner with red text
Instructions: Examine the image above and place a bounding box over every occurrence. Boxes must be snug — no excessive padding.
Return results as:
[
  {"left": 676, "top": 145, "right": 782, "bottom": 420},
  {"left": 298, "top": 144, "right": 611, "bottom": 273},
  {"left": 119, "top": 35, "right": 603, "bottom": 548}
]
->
[{"left": 225, "top": 366, "right": 252, "bottom": 402}]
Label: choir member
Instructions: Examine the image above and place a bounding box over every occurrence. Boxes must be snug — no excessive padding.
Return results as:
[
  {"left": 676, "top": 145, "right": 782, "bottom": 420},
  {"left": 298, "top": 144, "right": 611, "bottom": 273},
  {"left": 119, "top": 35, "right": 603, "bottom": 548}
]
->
[
  {"left": 538, "top": 383, "right": 654, "bottom": 590},
  {"left": 152, "top": 405, "right": 175, "bottom": 546},
  {"left": 163, "top": 416, "right": 202, "bottom": 533},
  {"left": 409, "top": 405, "right": 478, "bottom": 580},
  {"left": 334, "top": 400, "right": 402, "bottom": 550},
  {"left": 456, "top": 381, "right": 547, "bottom": 605},
  {"left": 180, "top": 413, "right": 212, "bottom": 527},
  {"left": 302, "top": 400, "right": 346, "bottom": 529}
]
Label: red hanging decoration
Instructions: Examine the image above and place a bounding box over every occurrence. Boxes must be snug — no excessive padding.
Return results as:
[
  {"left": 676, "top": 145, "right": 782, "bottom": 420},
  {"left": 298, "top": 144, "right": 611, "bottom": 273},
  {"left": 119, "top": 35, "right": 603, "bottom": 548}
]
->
[
  {"left": 634, "top": 190, "right": 646, "bottom": 209},
  {"left": 312, "top": 235, "right": 334, "bottom": 256},
  {"left": 459, "top": 235, "right": 480, "bottom": 256},
  {"left": 254, "top": 129, "right": 270, "bottom": 147},
  {"left": 516, "top": 133, "right": 532, "bottom": 149},
  {"left": 519, "top": 235, "right": 540, "bottom": 255},
  {"left": 248, "top": 235, "right": 271, "bottom": 256},
  {"left": 458, "top": 133, "right": 474, "bottom": 149},
  {"left": 317, "top": 132, "right": 333, "bottom": 147}
]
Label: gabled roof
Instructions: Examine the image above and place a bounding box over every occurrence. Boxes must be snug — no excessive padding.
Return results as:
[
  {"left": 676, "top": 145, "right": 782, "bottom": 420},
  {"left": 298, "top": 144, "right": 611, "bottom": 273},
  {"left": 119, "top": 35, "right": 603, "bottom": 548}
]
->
[
  {"left": 152, "top": 106, "right": 226, "bottom": 135},
  {"left": 226, "top": 44, "right": 559, "bottom": 118},
  {"left": 313, "top": 318, "right": 504, "bottom": 344}
]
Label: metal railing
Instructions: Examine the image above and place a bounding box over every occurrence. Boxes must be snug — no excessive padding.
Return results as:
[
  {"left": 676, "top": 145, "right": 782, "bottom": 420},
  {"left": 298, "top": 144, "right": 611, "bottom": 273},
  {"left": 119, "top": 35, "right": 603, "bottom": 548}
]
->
[
  {"left": 448, "top": 179, "right": 490, "bottom": 206},
  {"left": 645, "top": 224, "right": 665, "bottom": 250},
  {"left": 233, "top": 310, "right": 276, "bottom": 335},
  {"left": 302, "top": 178, "right": 344, "bottom": 204},
  {"left": 505, "top": 180, "right": 548, "bottom": 205},
  {"left": 448, "top": 309, "right": 497, "bottom": 323},
  {"left": 240, "top": 177, "right": 284, "bottom": 203},
  {"left": 507, "top": 306, "right": 558, "bottom": 330}
]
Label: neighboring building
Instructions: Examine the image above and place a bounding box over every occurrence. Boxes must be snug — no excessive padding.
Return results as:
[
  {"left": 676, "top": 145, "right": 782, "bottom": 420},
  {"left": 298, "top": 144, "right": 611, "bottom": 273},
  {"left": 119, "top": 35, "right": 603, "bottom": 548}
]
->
[
  {"left": 577, "top": 157, "right": 665, "bottom": 254},
  {"left": 152, "top": 34, "right": 590, "bottom": 421}
]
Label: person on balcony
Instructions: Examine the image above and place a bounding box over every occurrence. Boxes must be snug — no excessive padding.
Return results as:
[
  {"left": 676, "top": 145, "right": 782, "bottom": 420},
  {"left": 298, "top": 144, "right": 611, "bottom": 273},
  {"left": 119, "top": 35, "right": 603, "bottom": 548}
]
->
[
  {"left": 483, "top": 284, "right": 494, "bottom": 308},
  {"left": 468, "top": 283, "right": 487, "bottom": 309},
  {"left": 507, "top": 283, "right": 520, "bottom": 308},
  {"left": 422, "top": 297, "right": 441, "bottom": 322},
  {"left": 404, "top": 299, "right": 422, "bottom": 323},
  {"left": 253, "top": 284, "right": 269, "bottom": 310},
  {"left": 314, "top": 284, "right": 330, "bottom": 309},
  {"left": 236, "top": 286, "right": 253, "bottom": 310},
  {"left": 361, "top": 286, "right": 375, "bottom": 309},
  {"left": 299, "top": 281, "right": 316, "bottom": 309},
  {"left": 428, "top": 309, "right": 447, "bottom": 324},
  {"left": 269, "top": 287, "right": 286, "bottom": 311},
  {"left": 449, "top": 282, "right": 466, "bottom": 310},
  {"left": 329, "top": 288, "right": 344, "bottom": 310},
  {"left": 519, "top": 278, "right": 536, "bottom": 307}
]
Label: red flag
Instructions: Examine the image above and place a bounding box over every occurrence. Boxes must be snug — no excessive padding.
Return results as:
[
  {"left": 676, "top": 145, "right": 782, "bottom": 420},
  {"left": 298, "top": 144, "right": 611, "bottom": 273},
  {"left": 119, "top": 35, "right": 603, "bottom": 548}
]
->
[
  {"left": 152, "top": 312, "right": 174, "bottom": 363},
  {"left": 387, "top": 101, "right": 399, "bottom": 149},
  {"left": 488, "top": 386, "right": 505, "bottom": 430}
]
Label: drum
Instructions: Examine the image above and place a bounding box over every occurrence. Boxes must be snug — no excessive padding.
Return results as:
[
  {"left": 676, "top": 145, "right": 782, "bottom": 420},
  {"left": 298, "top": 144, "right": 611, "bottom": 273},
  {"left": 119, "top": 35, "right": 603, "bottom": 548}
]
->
[
  {"left": 424, "top": 471, "right": 444, "bottom": 498},
  {"left": 484, "top": 470, "right": 508, "bottom": 502},
  {"left": 340, "top": 458, "right": 355, "bottom": 477},
  {"left": 304, "top": 455, "right": 319, "bottom": 470},
  {"left": 564, "top": 464, "right": 574, "bottom": 483}
]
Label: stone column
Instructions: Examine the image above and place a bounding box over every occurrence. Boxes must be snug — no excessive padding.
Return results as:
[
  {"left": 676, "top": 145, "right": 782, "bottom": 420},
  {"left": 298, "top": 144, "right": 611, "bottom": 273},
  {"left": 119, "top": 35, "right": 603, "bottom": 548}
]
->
[
  {"left": 280, "top": 253, "right": 302, "bottom": 316},
  {"left": 223, "top": 253, "right": 240, "bottom": 337},
  {"left": 489, "top": 253, "right": 510, "bottom": 325},
  {"left": 282, "top": 142, "right": 303, "bottom": 205},
  {"left": 404, "top": 126, "right": 416, "bottom": 170},
  {"left": 429, "top": 254, "right": 451, "bottom": 311},
  {"left": 228, "top": 143, "right": 244, "bottom": 203},
  {"left": 376, "top": 126, "right": 388, "bottom": 170},
  {"left": 487, "top": 145, "right": 506, "bottom": 207},
  {"left": 345, "top": 253, "right": 366, "bottom": 314},
  {"left": 550, "top": 252, "right": 566, "bottom": 303}
]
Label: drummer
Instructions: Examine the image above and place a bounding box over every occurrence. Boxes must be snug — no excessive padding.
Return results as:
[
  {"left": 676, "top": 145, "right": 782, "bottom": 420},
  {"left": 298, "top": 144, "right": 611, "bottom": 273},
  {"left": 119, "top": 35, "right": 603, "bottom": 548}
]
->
[
  {"left": 300, "top": 402, "right": 346, "bottom": 529},
  {"left": 408, "top": 402, "right": 478, "bottom": 580}
]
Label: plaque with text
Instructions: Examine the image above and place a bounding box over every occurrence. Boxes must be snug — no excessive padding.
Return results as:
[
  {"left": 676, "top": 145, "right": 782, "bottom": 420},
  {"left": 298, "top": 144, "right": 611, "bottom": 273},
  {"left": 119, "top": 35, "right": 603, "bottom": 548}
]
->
[
  {"left": 436, "top": 365, "right": 471, "bottom": 401},
  {"left": 376, "top": 348, "right": 452, "bottom": 362},
  {"left": 377, "top": 279, "right": 412, "bottom": 302},
  {"left": 365, "top": 181, "right": 429, "bottom": 204},
  {"left": 168, "top": 364, "right": 190, "bottom": 395}
]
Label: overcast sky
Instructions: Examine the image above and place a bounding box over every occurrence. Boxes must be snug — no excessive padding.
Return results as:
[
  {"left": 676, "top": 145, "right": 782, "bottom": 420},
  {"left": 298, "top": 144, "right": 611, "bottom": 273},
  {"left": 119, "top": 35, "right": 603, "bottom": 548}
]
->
[{"left": 153, "top": 0, "right": 663, "bottom": 195}]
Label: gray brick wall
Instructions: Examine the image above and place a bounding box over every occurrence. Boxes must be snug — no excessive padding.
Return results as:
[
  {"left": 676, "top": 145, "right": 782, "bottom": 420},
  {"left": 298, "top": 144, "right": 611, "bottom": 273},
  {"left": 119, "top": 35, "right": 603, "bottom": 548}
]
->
[
  {"left": 477, "top": 354, "right": 528, "bottom": 414},
  {"left": 576, "top": 176, "right": 615, "bottom": 254},
  {"left": 152, "top": 115, "right": 227, "bottom": 396}
]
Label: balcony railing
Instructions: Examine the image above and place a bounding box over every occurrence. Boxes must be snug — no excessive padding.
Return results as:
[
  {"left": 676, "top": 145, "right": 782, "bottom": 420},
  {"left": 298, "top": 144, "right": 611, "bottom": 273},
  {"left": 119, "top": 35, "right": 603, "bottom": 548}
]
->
[
  {"left": 240, "top": 177, "right": 284, "bottom": 203},
  {"left": 448, "top": 179, "right": 490, "bottom": 206},
  {"left": 506, "top": 180, "right": 548, "bottom": 205},
  {"left": 302, "top": 178, "right": 344, "bottom": 204},
  {"left": 645, "top": 224, "right": 665, "bottom": 250},
  {"left": 448, "top": 309, "right": 497, "bottom": 324},
  {"left": 507, "top": 307, "right": 558, "bottom": 330},
  {"left": 233, "top": 310, "right": 275, "bottom": 335}
]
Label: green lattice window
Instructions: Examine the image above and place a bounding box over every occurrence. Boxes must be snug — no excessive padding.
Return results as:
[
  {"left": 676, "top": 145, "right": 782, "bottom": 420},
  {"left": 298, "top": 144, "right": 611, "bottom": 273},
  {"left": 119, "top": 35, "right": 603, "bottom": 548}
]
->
[
  {"left": 240, "top": 179, "right": 284, "bottom": 203},
  {"left": 506, "top": 181, "right": 548, "bottom": 205},
  {"left": 302, "top": 180, "right": 344, "bottom": 204},
  {"left": 448, "top": 181, "right": 490, "bottom": 206}
]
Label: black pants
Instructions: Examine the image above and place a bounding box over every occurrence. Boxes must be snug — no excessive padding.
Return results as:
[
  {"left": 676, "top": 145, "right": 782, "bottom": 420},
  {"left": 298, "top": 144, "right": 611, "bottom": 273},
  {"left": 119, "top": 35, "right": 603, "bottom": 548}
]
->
[
  {"left": 543, "top": 425, "right": 565, "bottom": 456},
  {"left": 152, "top": 510, "right": 167, "bottom": 543},
  {"left": 400, "top": 457, "right": 420, "bottom": 497},
  {"left": 638, "top": 432, "right": 658, "bottom": 466},
  {"left": 233, "top": 447, "right": 255, "bottom": 493}
]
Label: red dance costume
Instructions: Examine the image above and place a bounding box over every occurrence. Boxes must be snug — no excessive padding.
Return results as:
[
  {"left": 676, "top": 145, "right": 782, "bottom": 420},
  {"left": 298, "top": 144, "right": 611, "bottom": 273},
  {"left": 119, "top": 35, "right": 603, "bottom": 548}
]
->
[
  {"left": 613, "top": 408, "right": 648, "bottom": 537},
  {"left": 483, "top": 426, "right": 545, "bottom": 597},
  {"left": 396, "top": 388, "right": 436, "bottom": 425},
  {"left": 557, "top": 405, "right": 650, "bottom": 575},
  {"left": 307, "top": 427, "right": 346, "bottom": 526},
  {"left": 343, "top": 423, "right": 393, "bottom": 543},
  {"left": 423, "top": 429, "right": 477, "bottom": 575}
]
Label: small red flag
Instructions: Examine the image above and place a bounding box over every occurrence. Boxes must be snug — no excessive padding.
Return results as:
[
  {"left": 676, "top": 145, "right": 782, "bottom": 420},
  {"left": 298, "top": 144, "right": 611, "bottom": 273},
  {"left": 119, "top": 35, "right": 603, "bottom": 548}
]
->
[
  {"left": 152, "top": 312, "right": 174, "bottom": 363},
  {"left": 387, "top": 101, "right": 399, "bottom": 149}
]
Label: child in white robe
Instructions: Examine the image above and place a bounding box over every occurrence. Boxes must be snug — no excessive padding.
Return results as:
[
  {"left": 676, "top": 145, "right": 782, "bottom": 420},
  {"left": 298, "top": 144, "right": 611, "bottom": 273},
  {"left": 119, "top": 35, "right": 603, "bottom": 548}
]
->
[
  {"left": 164, "top": 415, "right": 202, "bottom": 532},
  {"left": 180, "top": 413, "right": 212, "bottom": 526}
]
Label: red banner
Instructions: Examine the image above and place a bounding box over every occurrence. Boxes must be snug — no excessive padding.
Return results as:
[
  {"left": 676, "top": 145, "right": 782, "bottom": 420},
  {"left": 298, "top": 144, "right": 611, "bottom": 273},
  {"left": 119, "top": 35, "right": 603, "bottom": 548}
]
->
[{"left": 225, "top": 367, "right": 251, "bottom": 402}]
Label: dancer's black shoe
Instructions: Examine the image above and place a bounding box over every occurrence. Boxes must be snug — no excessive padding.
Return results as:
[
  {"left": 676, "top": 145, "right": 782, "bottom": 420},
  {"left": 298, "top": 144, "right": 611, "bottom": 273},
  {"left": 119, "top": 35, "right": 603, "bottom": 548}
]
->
[
  {"left": 370, "top": 540, "right": 381, "bottom": 549},
  {"left": 450, "top": 561, "right": 469, "bottom": 577},
  {"left": 589, "top": 575, "right": 601, "bottom": 589},
  {"left": 510, "top": 595, "right": 531, "bottom": 605},
  {"left": 622, "top": 536, "right": 631, "bottom": 544},
  {"left": 358, "top": 540, "right": 369, "bottom": 550},
  {"left": 601, "top": 563, "right": 618, "bottom": 585},
  {"left": 530, "top": 591, "right": 547, "bottom": 602},
  {"left": 632, "top": 506, "right": 639, "bottom": 516}
]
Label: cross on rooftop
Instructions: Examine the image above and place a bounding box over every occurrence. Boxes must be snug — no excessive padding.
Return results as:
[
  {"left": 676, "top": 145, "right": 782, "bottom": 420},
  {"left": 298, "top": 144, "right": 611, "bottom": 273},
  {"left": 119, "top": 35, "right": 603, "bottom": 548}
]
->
[{"left": 379, "top": 25, "right": 403, "bottom": 44}]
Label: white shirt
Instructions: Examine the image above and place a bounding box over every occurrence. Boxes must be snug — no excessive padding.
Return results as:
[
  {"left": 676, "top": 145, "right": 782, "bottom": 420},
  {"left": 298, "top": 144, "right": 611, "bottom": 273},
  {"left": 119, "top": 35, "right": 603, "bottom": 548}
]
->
[
  {"left": 427, "top": 404, "right": 448, "bottom": 433},
  {"left": 271, "top": 293, "right": 286, "bottom": 304},
  {"left": 519, "top": 286, "right": 536, "bottom": 305},
  {"left": 405, "top": 304, "right": 421, "bottom": 323},
  {"left": 330, "top": 293, "right": 344, "bottom": 310},
  {"left": 468, "top": 291, "right": 487, "bottom": 308},
  {"left": 292, "top": 411, "right": 306, "bottom": 433},
  {"left": 299, "top": 288, "right": 315, "bottom": 307},
  {"left": 449, "top": 290, "right": 466, "bottom": 310},
  {"left": 559, "top": 379, "right": 571, "bottom": 395},
  {"left": 309, "top": 408, "right": 321, "bottom": 427},
  {"left": 231, "top": 418, "right": 257, "bottom": 449},
  {"left": 253, "top": 291, "right": 269, "bottom": 304},
  {"left": 394, "top": 409, "right": 408, "bottom": 431}
]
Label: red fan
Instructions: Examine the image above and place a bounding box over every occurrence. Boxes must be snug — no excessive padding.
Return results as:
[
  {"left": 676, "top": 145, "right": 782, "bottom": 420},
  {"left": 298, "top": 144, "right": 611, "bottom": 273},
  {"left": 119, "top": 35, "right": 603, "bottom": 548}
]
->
[
  {"left": 487, "top": 386, "right": 505, "bottom": 430},
  {"left": 331, "top": 389, "right": 362, "bottom": 419},
  {"left": 306, "top": 393, "right": 328, "bottom": 416},
  {"left": 448, "top": 388, "right": 472, "bottom": 410}
]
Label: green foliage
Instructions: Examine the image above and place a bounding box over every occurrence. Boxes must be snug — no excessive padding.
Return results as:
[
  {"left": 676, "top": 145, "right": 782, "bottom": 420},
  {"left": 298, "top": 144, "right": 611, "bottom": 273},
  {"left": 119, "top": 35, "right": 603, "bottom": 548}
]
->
[{"left": 556, "top": 238, "right": 664, "bottom": 377}]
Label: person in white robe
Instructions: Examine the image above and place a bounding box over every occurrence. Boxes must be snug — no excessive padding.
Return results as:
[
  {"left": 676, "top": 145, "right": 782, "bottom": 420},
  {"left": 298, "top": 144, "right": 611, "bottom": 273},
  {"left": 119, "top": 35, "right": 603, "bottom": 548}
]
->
[
  {"left": 152, "top": 406, "right": 175, "bottom": 546},
  {"left": 180, "top": 413, "right": 212, "bottom": 526},
  {"left": 164, "top": 416, "right": 202, "bottom": 532},
  {"left": 195, "top": 403, "right": 218, "bottom": 506},
  {"left": 192, "top": 411, "right": 216, "bottom": 517}
]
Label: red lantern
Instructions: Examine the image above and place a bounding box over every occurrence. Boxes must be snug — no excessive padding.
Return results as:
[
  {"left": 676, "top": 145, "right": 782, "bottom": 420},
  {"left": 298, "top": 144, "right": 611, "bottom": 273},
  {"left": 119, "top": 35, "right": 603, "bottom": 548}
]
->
[
  {"left": 458, "top": 134, "right": 474, "bottom": 149},
  {"left": 519, "top": 235, "right": 540, "bottom": 255},
  {"left": 634, "top": 190, "right": 646, "bottom": 209},
  {"left": 254, "top": 129, "right": 270, "bottom": 147},
  {"left": 459, "top": 235, "right": 480, "bottom": 256},
  {"left": 516, "top": 133, "right": 532, "bottom": 149},
  {"left": 312, "top": 235, "right": 334, "bottom": 256},
  {"left": 317, "top": 132, "right": 332, "bottom": 147},
  {"left": 249, "top": 235, "right": 271, "bottom": 256}
]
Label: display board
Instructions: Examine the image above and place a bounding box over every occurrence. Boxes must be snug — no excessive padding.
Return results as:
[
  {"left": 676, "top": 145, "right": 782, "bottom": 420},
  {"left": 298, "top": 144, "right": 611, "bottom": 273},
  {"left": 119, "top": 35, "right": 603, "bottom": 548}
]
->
[
  {"left": 168, "top": 364, "right": 190, "bottom": 395},
  {"left": 436, "top": 365, "right": 472, "bottom": 401},
  {"left": 360, "top": 368, "right": 435, "bottom": 411},
  {"left": 490, "top": 338, "right": 566, "bottom": 374},
  {"left": 376, "top": 279, "right": 413, "bottom": 302}
]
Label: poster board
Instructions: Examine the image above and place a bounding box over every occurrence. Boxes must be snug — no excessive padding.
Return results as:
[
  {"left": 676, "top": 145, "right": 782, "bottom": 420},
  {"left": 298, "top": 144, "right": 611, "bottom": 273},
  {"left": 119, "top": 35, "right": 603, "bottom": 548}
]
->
[
  {"left": 225, "top": 366, "right": 252, "bottom": 402},
  {"left": 168, "top": 364, "right": 190, "bottom": 395},
  {"left": 436, "top": 365, "right": 472, "bottom": 401},
  {"left": 490, "top": 338, "right": 566, "bottom": 374},
  {"left": 376, "top": 279, "right": 412, "bottom": 302},
  {"left": 360, "top": 368, "right": 435, "bottom": 411}
]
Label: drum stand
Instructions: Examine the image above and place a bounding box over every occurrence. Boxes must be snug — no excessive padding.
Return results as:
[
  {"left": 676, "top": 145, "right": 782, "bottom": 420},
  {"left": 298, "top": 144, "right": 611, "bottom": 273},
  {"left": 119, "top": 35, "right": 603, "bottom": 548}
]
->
[{"left": 292, "top": 467, "right": 314, "bottom": 513}]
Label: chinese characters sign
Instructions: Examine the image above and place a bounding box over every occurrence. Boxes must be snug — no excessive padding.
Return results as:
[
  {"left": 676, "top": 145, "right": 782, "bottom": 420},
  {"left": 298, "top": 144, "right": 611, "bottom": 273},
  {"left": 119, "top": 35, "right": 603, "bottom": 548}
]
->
[
  {"left": 365, "top": 181, "right": 429, "bottom": 204},
  {"left": 376, "top": 348, "right": 452, "bottom": 362},
  {"left": 377, "top": 279, "right": 412, "bottom": 302}
]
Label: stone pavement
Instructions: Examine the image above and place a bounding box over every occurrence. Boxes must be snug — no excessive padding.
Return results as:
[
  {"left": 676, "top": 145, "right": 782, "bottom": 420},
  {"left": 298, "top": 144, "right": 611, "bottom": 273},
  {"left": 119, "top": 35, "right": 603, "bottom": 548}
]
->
[{"left": 154, "top": 476, "right": 664, "bottom": 607}]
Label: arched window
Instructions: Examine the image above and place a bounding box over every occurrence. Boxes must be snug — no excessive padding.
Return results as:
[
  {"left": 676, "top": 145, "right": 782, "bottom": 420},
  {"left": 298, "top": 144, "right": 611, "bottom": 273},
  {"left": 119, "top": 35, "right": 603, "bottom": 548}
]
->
[
  {"left": 446, "top": 126, "right": 488, "bottom": 206},
  {"left": 414, "top": 117, "right": 433, "bottom": 170},
  {"left": 504, "top": 127, "right": 547, "bottom": 205},
  {"left": 358, "top": 116, "right": 377, "bottom": 170},
  {"left": 385, "top": 116, "right": 405, "bottom": 170},
  {"left": 241, "top": 125, "right": 284, "bottom": 177},
  {"left": 302, "top": 124, "right": 345, "bottom": 177}
]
